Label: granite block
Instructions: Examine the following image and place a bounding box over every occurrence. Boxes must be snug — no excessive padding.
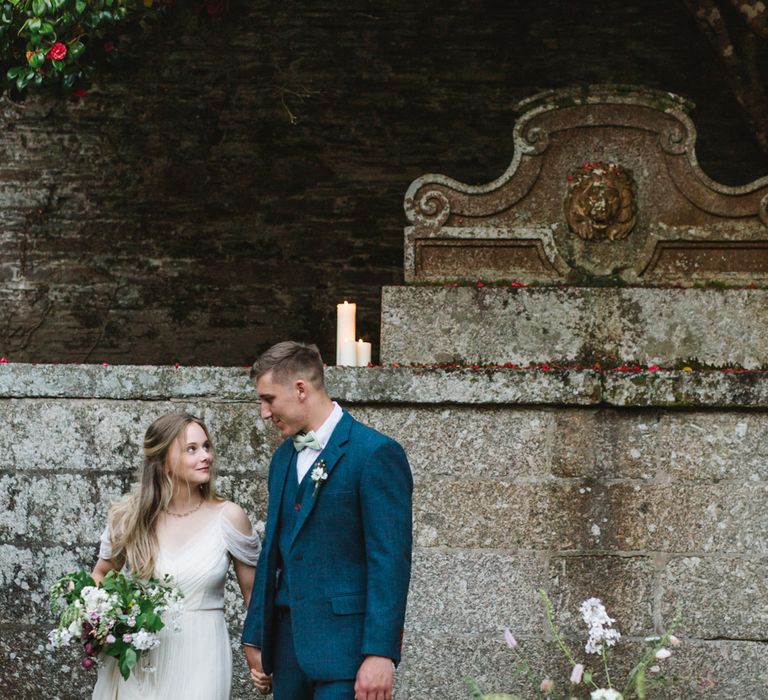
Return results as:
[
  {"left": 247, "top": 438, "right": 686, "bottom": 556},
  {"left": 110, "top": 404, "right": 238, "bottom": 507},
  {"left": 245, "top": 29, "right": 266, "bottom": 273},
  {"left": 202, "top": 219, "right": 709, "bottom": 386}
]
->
[
  {"left": 353, "top": 406, "right": 555, "bottom": 479},
  {"left": 660, "top": 556, "right": 768, "bottom": 638},
  {"left": 547, "top": 555, "right": 657, "bottom": 636},
  {"left": 407, "top": 549, "right": 546, "bottom": 635}
]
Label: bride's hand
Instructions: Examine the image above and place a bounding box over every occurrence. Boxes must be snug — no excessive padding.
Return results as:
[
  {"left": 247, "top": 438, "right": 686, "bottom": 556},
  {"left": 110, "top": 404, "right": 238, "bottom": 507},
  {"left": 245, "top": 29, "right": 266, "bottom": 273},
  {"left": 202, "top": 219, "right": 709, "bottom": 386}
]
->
[{"left": 244, "top": 645, "right": 272, "bottom": 695}]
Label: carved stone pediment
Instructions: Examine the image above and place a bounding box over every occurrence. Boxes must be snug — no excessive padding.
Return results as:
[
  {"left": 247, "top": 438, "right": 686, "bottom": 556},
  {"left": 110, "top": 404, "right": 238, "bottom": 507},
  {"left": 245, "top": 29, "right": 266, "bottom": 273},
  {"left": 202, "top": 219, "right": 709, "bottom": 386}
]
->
[{"left": 403, "top": 86, "right": 768, "bottom": 286}]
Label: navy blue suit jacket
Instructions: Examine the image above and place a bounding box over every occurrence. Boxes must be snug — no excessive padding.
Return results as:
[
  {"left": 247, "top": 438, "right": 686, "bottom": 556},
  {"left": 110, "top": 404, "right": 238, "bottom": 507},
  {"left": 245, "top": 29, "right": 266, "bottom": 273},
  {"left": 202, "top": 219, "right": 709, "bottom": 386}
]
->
[{"left": 242, "top": 411, "right": 413, "bottom": 681}]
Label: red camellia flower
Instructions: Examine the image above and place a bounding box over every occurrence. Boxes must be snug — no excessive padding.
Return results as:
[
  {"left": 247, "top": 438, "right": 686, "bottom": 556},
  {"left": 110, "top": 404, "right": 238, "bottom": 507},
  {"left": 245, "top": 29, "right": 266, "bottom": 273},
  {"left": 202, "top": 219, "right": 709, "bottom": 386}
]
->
[
  {"left": 73, "top": 87, "right": 87, "bottom": 98},
  {"left": 47, "top": 42, "right": 67, "bottom": 60},
  {"left": 103, "top": 41, "right": 115, "bottom": 53}
]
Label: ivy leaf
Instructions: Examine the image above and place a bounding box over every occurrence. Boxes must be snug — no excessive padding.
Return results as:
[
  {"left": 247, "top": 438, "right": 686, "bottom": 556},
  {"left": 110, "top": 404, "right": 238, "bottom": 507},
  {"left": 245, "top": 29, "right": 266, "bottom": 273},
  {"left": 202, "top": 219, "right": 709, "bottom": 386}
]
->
[
  {"left": 75, "top": 0, "right": 86, "bottom": 13},
  {"left": 32, "top": 0, "right": 47, "bottom": 17}
]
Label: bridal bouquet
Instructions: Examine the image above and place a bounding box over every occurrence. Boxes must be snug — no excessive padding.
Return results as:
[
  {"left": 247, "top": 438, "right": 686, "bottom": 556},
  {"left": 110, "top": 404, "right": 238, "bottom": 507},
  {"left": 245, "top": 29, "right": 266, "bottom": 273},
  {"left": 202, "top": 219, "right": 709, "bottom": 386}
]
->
[
  {"left": 49, "top": 569, "right": 184, "bottom": 680},
  {"left": 467, "top": 590, "right": 689, "bottom": 700}
]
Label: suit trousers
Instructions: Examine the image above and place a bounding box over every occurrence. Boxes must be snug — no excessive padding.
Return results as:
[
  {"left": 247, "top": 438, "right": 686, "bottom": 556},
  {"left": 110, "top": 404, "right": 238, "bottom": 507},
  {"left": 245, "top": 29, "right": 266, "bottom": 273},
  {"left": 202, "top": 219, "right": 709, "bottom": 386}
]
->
[{"left": 273, "top": 607, "right": 356, "bottom": 700}]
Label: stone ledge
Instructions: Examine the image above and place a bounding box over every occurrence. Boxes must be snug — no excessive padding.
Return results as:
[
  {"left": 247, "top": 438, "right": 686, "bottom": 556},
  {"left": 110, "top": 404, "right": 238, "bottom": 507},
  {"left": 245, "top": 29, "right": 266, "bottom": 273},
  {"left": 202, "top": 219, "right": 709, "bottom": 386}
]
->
[{"left": 3, "top": 363, "right": 768, "bottom": 407}]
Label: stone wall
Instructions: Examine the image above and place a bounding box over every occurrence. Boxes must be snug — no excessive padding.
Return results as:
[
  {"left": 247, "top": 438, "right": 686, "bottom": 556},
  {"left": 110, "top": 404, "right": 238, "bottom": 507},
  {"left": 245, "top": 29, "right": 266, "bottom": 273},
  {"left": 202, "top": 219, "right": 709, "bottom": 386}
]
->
[
  {"left": 1, "top": 0, "right": 768, "bottom": 366},
  {"left": 2, "top": 364, "right": 766, "bottom": 698}
]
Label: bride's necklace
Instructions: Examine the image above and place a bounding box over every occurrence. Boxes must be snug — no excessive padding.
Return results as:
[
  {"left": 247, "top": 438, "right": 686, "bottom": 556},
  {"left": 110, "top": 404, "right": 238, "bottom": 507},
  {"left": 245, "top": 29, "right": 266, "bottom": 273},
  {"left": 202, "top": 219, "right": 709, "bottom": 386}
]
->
[{"left": 164, "top": 499, "right": 204, "bottom": 518}]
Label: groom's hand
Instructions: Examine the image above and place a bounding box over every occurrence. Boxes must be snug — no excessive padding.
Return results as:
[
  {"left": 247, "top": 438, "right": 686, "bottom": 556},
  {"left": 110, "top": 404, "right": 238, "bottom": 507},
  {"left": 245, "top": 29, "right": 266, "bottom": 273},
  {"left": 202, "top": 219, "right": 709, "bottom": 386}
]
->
[
  {"left": 244, "top": 645, "right": 272, "bottom": 695},
  {"left": 354, "top": 655, "right": 394, "bottom": 700}
]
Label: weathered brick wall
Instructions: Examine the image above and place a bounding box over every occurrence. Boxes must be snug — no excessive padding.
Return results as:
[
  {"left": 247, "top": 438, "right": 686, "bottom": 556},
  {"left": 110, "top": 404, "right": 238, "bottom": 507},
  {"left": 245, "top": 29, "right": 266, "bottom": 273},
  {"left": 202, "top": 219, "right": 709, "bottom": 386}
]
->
[
  {"left": 2, "top": 365, "right": 766, "bottom": 698},
  {"left": 1, "top": 0, "right": 767, "bottom": 366}
]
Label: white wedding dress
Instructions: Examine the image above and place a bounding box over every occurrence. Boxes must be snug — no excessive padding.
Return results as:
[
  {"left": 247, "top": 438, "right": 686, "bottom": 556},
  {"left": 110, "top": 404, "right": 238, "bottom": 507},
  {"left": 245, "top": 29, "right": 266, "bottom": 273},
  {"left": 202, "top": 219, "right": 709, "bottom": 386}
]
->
[{"left": 92, "top": 502, "right": 260, "bottom": 700}]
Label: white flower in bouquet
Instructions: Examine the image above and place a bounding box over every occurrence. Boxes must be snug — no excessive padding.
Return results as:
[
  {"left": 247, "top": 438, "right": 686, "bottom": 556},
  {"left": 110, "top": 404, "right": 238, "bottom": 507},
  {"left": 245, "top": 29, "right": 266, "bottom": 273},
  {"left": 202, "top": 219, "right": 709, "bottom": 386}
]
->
[
  {"left": 131, "top": 630, "right": 161, "bottom": 651},
  {"left": 81, "top": 586, "right": 113, "bottom": 617}
]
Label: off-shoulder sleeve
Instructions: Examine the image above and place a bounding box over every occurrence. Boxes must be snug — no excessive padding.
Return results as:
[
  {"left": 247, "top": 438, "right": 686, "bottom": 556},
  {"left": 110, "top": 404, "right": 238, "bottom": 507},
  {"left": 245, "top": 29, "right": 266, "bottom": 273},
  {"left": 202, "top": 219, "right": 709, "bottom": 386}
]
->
[
  {"left": 221, "top": 510, "right": 261, "bottom": 566},
  {"left": 98, "top": 526, "right": 113, "bottom": 560}
]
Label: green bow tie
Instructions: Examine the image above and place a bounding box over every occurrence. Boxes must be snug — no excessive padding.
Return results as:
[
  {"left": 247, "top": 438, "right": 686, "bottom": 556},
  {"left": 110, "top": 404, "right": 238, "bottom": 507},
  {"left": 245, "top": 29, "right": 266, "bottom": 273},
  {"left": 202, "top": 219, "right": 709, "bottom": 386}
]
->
[{"left": 292, "top": 431, "right": 323, "bottom": 452}]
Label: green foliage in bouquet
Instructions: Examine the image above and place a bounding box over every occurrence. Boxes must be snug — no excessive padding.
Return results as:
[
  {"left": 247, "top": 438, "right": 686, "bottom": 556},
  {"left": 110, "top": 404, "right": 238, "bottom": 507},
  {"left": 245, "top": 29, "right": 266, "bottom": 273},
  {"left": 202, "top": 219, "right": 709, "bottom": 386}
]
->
[
  {"left": 0, "top": 0, "right": 170, "bottom": 96},
  {"left": 49, "top": 568, "right": 183, "bottom": 680}
]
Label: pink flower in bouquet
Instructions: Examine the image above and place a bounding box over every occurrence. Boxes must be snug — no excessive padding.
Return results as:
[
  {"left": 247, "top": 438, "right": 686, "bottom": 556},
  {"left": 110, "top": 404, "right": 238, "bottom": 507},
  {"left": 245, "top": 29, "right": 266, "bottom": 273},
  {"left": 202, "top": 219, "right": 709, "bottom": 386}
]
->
[
  {"left": 122, "top": 634, "right": 133, "bottom": 643},
  {"left": 82, "top": 657, "right": 94, "bottom": 669}
]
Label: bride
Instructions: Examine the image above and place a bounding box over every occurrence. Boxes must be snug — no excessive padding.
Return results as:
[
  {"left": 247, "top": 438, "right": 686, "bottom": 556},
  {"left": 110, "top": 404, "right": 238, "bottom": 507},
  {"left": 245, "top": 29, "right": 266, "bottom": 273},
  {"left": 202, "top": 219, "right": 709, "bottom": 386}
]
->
[{"left": 90, "top": 412, "right": 268, "bottom": 699}]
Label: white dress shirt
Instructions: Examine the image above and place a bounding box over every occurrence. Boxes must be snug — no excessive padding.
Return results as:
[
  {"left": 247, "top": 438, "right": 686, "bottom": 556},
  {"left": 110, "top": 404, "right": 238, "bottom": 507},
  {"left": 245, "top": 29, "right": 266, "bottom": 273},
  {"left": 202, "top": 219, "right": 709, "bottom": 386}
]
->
[{"left": 296, "top": 402, "right": 343, "bottom": 483}]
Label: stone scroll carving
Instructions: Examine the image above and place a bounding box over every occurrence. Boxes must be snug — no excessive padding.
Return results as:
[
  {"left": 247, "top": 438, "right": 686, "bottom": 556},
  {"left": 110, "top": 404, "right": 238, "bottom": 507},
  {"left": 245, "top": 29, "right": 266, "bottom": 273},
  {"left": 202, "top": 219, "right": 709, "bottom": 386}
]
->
[{"left": 403, "top": 86, "right": 768, "bottom": 286}]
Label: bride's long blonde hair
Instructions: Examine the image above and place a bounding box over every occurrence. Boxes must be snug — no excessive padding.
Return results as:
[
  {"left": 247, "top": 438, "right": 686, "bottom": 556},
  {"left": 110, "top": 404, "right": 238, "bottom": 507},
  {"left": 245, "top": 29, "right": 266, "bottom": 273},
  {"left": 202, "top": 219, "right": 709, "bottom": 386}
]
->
[{"left": 107, "top": 412, "right": 219, "bottom": 578}]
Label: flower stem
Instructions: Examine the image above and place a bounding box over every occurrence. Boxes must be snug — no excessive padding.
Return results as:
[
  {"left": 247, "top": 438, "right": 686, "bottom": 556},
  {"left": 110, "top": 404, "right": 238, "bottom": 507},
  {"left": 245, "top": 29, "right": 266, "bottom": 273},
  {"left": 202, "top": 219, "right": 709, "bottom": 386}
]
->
[
  {"left": 539, "top": 589, "right": 578, "bottom": 667},
  {"left": 602, "top": 645, "right": 612, "bottom": 688}
]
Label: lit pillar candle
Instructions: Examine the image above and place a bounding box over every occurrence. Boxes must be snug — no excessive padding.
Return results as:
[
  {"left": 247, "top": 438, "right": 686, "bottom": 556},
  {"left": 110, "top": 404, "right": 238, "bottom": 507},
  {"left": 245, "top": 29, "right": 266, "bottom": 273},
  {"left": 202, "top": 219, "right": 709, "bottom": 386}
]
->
[
  {"left": 356, "top": 338, "right": 371, "bottom": 367},
  {"left": 336, "top": 301, "right": 356, "bottom": 364}
]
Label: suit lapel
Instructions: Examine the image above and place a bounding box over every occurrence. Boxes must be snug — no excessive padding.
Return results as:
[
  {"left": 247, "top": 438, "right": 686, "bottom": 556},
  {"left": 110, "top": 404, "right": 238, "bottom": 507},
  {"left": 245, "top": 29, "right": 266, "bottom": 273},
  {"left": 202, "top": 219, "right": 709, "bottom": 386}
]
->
[
  {"left": 266, "top": 442, "right": 294, "bottom": 544},
  {"left": 289, "top": 411, "right": 353, "bottom": 547}
]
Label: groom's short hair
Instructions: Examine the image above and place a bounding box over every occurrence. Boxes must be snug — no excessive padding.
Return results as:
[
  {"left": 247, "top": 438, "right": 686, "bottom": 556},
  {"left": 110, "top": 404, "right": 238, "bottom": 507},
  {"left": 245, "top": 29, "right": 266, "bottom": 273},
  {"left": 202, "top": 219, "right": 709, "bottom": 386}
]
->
[{"left": 251, "top": 341, "right": 325, "bottom": 389}]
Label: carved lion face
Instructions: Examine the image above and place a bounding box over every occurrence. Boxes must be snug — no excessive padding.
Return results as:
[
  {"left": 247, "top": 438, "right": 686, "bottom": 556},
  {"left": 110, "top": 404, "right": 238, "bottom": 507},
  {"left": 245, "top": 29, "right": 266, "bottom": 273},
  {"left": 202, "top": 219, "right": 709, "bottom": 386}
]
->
[{"left": 565, "top": 163, "right": 637, "bottom": 241}]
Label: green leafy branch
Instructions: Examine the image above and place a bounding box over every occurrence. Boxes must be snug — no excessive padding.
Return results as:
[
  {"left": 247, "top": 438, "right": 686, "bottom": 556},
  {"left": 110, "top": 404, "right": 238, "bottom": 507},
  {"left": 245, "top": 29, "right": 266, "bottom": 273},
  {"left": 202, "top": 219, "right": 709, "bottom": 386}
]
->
[{"left": 0, "top": 0, "right": 167, "bottom": 95}]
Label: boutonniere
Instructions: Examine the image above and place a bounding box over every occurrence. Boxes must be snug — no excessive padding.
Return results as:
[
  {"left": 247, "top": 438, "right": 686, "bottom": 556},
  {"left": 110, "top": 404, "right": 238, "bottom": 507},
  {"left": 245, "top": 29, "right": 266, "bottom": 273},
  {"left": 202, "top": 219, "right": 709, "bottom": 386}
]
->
[{"left": 310, "top": 459, "right": 328, "bottom": 496}]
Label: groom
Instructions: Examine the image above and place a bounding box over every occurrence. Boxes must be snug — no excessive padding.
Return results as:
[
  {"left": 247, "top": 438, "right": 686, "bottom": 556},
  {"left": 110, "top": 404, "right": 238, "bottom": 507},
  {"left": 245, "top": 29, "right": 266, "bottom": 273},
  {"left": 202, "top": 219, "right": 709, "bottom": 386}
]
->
[{"left": 242, "top": 341, "right": 413, "bottom": 700}]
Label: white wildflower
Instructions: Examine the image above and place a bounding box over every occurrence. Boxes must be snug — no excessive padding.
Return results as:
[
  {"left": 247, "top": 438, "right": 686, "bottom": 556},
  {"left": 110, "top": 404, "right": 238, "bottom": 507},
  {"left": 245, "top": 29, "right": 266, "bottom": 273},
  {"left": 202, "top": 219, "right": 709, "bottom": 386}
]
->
[
  {"left": 580, "top": 597, "right": 621, "bottom": 655},
  {"left": 580, "top": 598, "right": 615, "bottom": 628},
  {"left": 655, "top": 647, "right": 672, "bottom": 659},
  {"left": 48, "top": 627, "right": 73, "bottom": 649},
  {"left": 591, "top": 689, "right": 623, "bottom": 700}
]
